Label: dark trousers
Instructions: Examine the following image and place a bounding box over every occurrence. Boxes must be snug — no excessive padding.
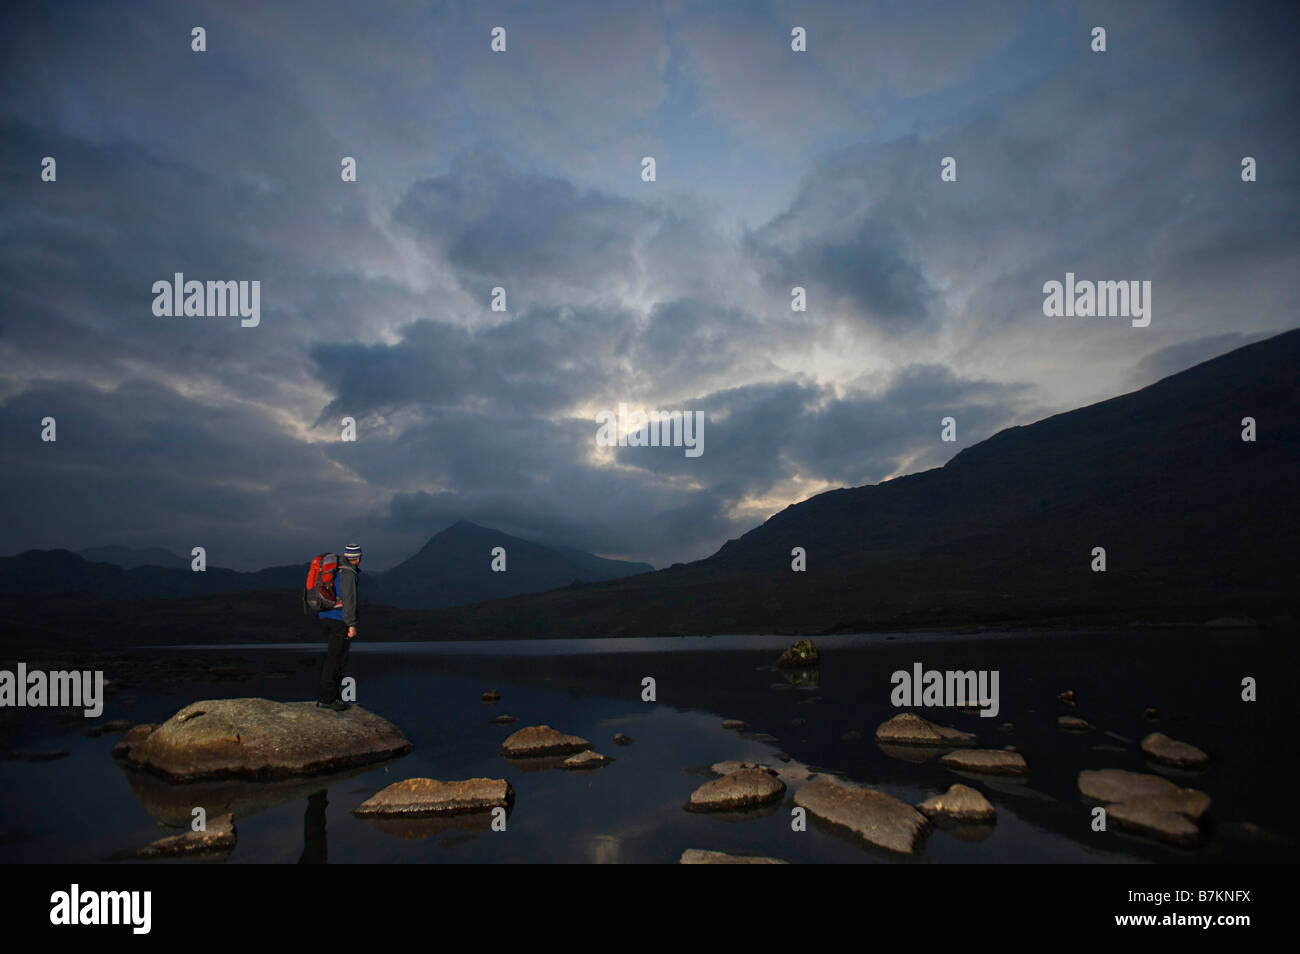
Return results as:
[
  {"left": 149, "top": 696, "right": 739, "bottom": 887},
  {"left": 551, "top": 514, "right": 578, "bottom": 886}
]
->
[{"left": 318, "top": 618, "right": 351, "bottom": 703}]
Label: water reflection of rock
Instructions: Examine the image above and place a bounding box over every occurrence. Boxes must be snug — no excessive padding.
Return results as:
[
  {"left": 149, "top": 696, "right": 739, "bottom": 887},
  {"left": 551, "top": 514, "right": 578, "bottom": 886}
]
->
[
  {"left": 117, "top": 758, "right": 398, "bottom": 830},
  {"left": 777, "top": 667, "right": 819, "bottom": 689},
  {"left": 357, "top": 810, "right": 501, "bottom": 841}
]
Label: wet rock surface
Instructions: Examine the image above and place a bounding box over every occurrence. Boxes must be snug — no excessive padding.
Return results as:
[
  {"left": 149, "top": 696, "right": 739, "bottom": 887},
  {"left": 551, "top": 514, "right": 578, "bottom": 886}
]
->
[{"left": 113, "top": 813, "right": 236, "bottom": 859}]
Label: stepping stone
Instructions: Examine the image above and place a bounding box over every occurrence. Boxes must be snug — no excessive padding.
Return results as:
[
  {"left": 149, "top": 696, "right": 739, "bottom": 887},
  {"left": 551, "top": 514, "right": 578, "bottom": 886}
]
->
[
  {"left": 354, "top": 778, "right": 514, "bottom": 816},
  {"left": 939, "top": 749, "right": 1028, "bottom": 776},
  {"left": 875, "top": 713, "right": 975, "bottom": 747},
  {"left": 794, "top": 778, "right": 930, "bottom": 855},
  {"left": 499, "top": 725, "right": 590, "bottom": 758}
]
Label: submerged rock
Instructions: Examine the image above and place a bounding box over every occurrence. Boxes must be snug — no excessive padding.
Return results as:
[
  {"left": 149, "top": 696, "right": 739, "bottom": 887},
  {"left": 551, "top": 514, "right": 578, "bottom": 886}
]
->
[
  {"left": 1057, "top": 715, "right": 1092, "bottom": 732},
  {"left": 1140, "top": 733, "right": 1209, "bottom": 769},
  {"left": 354, "top": 778, "right": 514, "bottom": 816},
  {"left": 939, "top": 749, "right": 1028, "bottom": 776},
  {"left": 480, "top": 690, "right": 501, "bottom": 703},
  {"left": 488, "top": 714, "right": 517, "bottom": 725},
  {"left": 116, "top": 698, "right": 413, "bottom": 781},
  {"left": 776, "top": 638, "right": 819, "bottom": 668},
  {"left": 3, "top": 750, "right": 69, "bottom": 762},
  {"left": 1058, "top": 689, "right": 1077, "bottom": 707},
  {"left": 116, "top": 813, "right": 236, "bottom": 859},
  {"left": 875, "top": 712, "right": 976, "bottom": 747},
  {"left": 794, "top": 778, "right": 930, "bottom": 855},
  {"left": 613, "top": 733, "right": 634, "bottom": 746},
  {"left": 721, "top": 719, "right": 746, "bottom": 730},
  {"left": 1078, "top": 769, "right": 1210, "bottom": 821},
  {"left": 680, "top": 849, "right": 788, "bottom": 864},
  {"left": 86, "top": 719, "right": 133, "bottom": 738},
  {"left": 499, "top": 725, "right": 590, "bottom": 758},
  {"left": 916, "top": 784, "right": 996, "bottom": 822},
  {"left": 687, "top": 767, "right": 785, "bottom": 812},
  {"left": 559, "top": 751, "right": 612, "bottom": 770}
]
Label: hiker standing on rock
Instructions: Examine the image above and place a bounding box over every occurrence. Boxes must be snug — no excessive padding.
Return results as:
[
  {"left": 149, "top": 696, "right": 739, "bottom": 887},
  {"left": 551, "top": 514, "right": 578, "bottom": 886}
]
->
[{"left": 316, "top": 543, "right": 362, "bottom": 711}]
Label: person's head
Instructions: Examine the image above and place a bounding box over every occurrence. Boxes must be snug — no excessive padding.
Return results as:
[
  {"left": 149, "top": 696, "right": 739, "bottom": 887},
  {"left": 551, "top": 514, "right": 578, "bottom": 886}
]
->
[{"left": 344, "top": 543, "right": 362, "bottom": 566}]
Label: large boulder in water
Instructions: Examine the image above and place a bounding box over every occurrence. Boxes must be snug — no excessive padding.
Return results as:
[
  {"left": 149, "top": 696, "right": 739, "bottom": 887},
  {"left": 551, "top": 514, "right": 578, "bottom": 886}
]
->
[{"left": 116, "top": 698, "right": 413, "bottom": 782}]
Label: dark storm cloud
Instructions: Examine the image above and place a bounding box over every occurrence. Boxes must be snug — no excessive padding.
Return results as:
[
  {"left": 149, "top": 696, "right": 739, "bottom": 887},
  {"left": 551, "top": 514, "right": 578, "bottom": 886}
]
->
[{"left": 2, "top": 0, "right": 1296, "bottom": 569}]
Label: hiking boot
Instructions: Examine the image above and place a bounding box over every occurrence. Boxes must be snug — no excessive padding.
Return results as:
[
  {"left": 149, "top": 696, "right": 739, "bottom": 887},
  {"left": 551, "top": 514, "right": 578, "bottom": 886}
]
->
[{"left": 316, "top": 700, "right": 350, "bottom": 712}]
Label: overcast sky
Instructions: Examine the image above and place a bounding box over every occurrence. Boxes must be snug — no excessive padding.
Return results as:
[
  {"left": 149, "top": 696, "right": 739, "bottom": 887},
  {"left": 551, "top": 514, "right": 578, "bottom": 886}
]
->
[{"left": 2, "top": 0, "right": 1296, "bottom": 570}]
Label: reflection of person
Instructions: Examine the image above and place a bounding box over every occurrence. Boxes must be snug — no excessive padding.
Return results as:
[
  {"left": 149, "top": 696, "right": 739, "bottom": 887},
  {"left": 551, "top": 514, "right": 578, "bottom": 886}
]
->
[
  {"left": 316, "top": 544, "right": 361, "bottom": 711},
  {"left": 298, "top": 789, "right": 328, "bottom": 864}
]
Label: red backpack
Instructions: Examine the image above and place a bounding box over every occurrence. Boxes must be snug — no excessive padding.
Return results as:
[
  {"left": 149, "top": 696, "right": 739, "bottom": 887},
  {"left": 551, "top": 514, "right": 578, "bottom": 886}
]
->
[{"left": 302, "top": 552, "right": 345, "bottom": 616}]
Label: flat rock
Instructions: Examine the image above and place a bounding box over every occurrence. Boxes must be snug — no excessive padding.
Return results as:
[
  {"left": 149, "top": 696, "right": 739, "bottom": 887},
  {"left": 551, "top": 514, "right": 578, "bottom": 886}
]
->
[
  {"left": 1106, "top": 801, "right": 1201, "bottom": 847},
  {"left": 480, "top": 690, "right": 501, "bottom": 703},
  {"left": 613, "top": 733, "right": 633, "bottom": 746},
  {"left": 776, "top": 638, "right": 819, "bottom": 668},
  {"left": 679, "top": 849, "right": 788, "bottom": 864},
  {"left": 687, "top": 767, "right": 785, "bottom": 812},
  {"left": 917, "top": 784, "right": 996, "bottom": 822},
  {"left": 1140, "top": 732, "right": 1209, "bottom": 769},
  {"left": 117, "top": 698, "right": 413, "bottom": 781},
  {"left": 499, "top": 725, "right": 590, "bottom": 758},
  {"left": 488, "top": 715, "right": 517, "bottom": 725},
  {"left": 559, "top": 750, "right": 612, "bottom": 770},
  {"left": 940, "top": 749, "right": 1028, "bottom": 776},
  {"left": 121, "top": 813, "right": 236, "bottom": 858},
  {"left": 721, "top": 720, "right": 746, "bottom": 730},
  {"left": 1077, "top": 769, "right": 1210, "bottom": 820},
  {"left": 1057, "top": 715, "right": 1092, "bottom": 731},
  {"left": 875, "top": 713, "right": 976, "bottom": 747},
  {"left": 354, "top": 778, "right": 513, "bottom": 816},
  {"left": 794, "top": 778, "right": 930, "bottom": 855}
]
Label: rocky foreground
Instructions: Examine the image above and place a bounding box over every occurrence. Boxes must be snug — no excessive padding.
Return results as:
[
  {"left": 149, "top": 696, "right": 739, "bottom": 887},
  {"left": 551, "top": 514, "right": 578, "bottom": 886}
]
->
[{"left": 113, "top": 698, "right": 413, "bottom": 781}]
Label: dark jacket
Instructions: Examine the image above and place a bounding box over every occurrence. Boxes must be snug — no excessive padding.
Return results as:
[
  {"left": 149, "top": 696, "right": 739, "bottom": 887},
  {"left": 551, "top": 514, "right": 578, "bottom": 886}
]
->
[{"left": 317, "top": 561, "right": 359, "bottom": 629}]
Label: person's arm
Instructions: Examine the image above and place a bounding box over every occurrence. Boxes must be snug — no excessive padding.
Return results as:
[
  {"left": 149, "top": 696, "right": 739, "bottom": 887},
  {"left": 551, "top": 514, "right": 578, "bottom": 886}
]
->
[{"left": 338, "top": 567, "right": 358, "bottom": 635}]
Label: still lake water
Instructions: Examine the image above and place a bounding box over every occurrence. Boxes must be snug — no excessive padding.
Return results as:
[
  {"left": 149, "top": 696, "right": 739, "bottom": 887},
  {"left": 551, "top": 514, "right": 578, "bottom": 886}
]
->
[{"left": 0, "top": 629, "right": 1293, "bottom": 863}]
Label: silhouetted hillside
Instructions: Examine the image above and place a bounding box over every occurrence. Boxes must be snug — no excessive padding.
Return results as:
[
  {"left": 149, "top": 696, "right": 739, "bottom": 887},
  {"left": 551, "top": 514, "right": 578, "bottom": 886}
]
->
[
  {"left": 79, "top": 546, "right": 188, "bottom": 570},
  {"left": 413, "top": 327, "right": 1300, "bottom": 638},
  {"left": 368, "top": 520, "right": 653, "bottom": 608}
]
